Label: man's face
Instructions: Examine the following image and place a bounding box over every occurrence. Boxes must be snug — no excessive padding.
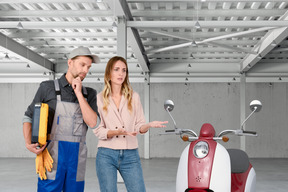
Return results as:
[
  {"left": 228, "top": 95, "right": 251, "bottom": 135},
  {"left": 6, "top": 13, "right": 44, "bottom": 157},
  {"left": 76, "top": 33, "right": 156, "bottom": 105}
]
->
[{"left": 68, "top": 56, "right": 92, "bottom": 81}]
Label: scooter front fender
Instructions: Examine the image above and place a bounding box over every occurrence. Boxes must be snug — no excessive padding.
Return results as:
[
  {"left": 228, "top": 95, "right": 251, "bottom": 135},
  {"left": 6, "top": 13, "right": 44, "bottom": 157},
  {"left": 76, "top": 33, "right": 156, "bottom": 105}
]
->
[
  {"left": 209, "top": 143, "right": 231, "bottom": 191},
  {"left": 176, "top": 142, "right": 231, "bottom": 192},
  {"left": 176, "top": 144, "right": 190, "bottom": 192}
]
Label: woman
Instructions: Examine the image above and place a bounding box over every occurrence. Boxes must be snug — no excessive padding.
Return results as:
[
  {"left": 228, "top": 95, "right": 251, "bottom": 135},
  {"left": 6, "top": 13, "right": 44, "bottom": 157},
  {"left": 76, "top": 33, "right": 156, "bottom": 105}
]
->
[{"left": 93, "top": 56, "right": 168, "bottom": 192}]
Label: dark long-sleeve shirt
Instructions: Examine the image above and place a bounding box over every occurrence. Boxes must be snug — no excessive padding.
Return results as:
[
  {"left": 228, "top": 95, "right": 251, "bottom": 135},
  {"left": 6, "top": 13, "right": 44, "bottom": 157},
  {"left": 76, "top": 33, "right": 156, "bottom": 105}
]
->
[{"left": 23, "top": 74, "right": 99, "bottom": 133}]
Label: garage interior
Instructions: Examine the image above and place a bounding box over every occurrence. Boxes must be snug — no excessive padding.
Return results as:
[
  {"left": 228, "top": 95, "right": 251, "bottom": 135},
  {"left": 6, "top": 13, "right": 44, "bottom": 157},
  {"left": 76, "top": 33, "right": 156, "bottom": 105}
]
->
[{"left": 0, "top": 0, "right": 288, "bottom": 191}]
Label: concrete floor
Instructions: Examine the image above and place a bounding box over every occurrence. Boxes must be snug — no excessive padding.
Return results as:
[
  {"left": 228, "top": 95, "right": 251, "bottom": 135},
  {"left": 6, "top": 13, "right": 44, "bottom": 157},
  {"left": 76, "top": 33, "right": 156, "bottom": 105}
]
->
[{"left": 0, "top": 158, "right": 287, "bottom": 192}]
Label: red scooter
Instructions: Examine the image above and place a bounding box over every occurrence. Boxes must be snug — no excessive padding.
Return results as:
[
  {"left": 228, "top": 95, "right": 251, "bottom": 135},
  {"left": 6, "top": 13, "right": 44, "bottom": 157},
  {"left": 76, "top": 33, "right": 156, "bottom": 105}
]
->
[{"left": 163, "top": 100, "right": 262, "bottom": 192}]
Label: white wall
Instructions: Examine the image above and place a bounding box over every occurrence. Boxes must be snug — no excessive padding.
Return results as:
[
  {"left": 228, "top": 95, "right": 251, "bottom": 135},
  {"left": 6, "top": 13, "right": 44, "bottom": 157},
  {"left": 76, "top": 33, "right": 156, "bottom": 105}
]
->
[{"left": 0, "top": 82, "right": 287, "bottom": 158}]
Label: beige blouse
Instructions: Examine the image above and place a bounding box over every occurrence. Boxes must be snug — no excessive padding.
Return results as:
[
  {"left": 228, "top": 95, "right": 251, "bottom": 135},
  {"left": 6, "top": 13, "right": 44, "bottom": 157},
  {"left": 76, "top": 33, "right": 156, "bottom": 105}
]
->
[{"left": 93, "top": 91, "right": 146, "bottom": 149}]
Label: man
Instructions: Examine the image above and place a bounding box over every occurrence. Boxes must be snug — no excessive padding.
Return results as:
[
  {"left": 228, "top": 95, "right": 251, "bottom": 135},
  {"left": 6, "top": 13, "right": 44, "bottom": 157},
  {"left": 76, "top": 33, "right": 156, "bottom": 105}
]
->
[{"left": 23, "top": 46, "right": 100, "bottom": 192}]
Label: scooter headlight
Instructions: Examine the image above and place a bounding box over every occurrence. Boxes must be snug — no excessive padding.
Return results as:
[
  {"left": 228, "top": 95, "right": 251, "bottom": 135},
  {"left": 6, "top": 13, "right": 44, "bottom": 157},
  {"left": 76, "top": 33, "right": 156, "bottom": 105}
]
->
[{"left": 193, "top": 141, "right": 209, "bottom": 159}]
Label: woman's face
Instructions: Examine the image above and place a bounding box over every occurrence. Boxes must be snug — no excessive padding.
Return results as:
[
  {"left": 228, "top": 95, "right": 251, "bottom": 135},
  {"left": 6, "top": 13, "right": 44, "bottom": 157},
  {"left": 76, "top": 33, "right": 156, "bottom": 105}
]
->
[{"left": 110, "top": 60, "right": 127, "bottom": 86}]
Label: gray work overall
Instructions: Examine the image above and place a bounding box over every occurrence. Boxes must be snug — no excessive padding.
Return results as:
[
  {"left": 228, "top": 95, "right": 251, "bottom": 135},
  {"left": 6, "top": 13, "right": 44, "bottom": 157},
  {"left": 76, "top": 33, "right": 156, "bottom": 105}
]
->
[{"left": 38, "top": 79, "right": 88, "bottom": 192}]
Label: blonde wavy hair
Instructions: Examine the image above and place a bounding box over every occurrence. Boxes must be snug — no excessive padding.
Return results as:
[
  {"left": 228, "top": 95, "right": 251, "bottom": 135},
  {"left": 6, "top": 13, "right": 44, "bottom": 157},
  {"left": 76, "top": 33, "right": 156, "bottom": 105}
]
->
[{"left": 102, "top": 56, "right": 133, "bottom": 113}]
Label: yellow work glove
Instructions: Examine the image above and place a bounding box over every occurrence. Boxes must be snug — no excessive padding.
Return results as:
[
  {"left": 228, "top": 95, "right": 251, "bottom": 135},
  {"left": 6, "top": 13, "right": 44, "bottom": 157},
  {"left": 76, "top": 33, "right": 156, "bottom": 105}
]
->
[
  {"left": 43, "top": 148, "right": 53, "bottom": 172},
  {"left": 35, "top": 152, "right": 47, "bottom": 180},
  {"left": 35, "top": 148, "right": 53, "bottom": 180}
]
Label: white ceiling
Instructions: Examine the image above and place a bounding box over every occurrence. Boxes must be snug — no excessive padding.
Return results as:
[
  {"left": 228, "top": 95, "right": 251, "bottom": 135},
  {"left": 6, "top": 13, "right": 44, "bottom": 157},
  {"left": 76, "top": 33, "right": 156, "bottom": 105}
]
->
[{"left": 1, "top": 0, "right": 288, "bottom": 83}]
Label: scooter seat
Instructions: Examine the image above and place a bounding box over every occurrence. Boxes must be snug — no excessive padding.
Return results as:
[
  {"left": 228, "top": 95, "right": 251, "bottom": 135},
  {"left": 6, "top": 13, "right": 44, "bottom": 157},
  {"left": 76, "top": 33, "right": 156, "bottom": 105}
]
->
[{"left": 227, "top": 149, "right": 250, "bottom": 173}]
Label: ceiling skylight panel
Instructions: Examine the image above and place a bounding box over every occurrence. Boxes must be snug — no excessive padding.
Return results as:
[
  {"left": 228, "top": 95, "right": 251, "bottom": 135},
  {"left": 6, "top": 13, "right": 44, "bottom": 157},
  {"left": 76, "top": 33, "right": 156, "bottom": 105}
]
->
[
  {"left": 279, "top": 2, "right": 287, "bottom": 9},
  {"left": 37, "top": 3, "right": 50, "bottom": 10},
  {"left": 236, "top": 2, "right": 245, "bottom": 9},
  {"left": 50, "top": 3, "right": 64, "bottom": 10},
  {"left": 264, "top": 2, "right": 274, "bottom": 9},
  {"left": 251, "top": 2, "right": 261, "bottom": 9},
  {"left": 222, "top": 2, "right": 231, "bottom": 10},
  {"left": 66, "top": 3, "right": 78, "bottom": 10}
]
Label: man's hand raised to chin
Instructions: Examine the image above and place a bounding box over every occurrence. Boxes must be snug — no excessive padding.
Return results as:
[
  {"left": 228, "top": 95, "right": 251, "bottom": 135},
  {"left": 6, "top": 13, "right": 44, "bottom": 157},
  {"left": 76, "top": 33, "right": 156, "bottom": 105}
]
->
[{"left": 72, "top": 77, "right": 82, "bottom": 95}]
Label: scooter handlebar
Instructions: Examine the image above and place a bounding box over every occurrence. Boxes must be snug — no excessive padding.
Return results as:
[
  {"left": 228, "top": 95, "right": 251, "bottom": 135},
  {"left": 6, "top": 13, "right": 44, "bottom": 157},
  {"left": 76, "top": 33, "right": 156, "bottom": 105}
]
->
[
  {"left": 218, "top": 129, "right": 257, "bottom": 137},
  {"left": 165, "top": 130, "right": 176, "bottom": 132},
  {"left": 240, "top": 130, "right": 258, "bottom": 136},
  {"left": 163, "top": 128, "right": 198, "bottom": 137},
  {"left": 159, "top": 128, "right": 182, "bottom": 135}
]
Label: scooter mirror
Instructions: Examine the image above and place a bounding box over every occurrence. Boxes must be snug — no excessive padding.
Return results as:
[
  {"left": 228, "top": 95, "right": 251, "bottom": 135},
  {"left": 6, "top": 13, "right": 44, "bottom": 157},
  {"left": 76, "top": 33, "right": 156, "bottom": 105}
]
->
[
  {"left": 249, "top": 100, "right": 262, "bottom": 112},
  {"left": 164, "top": 100, "right": 174, "bottom": 112}
]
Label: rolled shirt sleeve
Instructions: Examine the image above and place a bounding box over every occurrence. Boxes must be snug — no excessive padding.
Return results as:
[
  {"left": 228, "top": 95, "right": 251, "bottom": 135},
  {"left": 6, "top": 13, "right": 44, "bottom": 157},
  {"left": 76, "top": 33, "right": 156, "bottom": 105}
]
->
[{"left": 22, "top": 115, "right": 32, "bottom": 124}]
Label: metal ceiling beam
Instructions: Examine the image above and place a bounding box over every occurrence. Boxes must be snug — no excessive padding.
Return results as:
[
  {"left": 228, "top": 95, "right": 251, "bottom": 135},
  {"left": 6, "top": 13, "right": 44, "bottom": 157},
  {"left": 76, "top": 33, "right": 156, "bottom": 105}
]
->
[
  {"left": 55, "top": 60, "right": 140, "bottom": 66},
  {"left": 248, "top": 62, "right": 288, "bottom": 73},
  {"left": 0, "top": 21, "right": 113, "bottom": 29},
  {"left": 0, "top": 0, "right": 96, "bottom": 3},
  {"left": 271, "top": 47, "right": 288, "bottom": 53},
  {"left": 141, "top": 32, "right": 265, "bottom": 40},
  {"left": 144, "top": 39, "right": 258, "bottom": 46},
  {"left": 150, "top": 73, "right": 241, "bottom": 77},
  {"left": 106, "top": 0, "right": 149, "bottom": 72},
  {"left": 117, "top": 16, "right": 127, "bottom": 59},
  {"left": 241, "top": 27, "right": 288, "bottom": 72},
  {"left": 241, "top": 10, "right": 288, "bottom": 72},
  {"left": 19, "top": 38, "right": 259, "bottom": 47},
  {"left": 45, "top": 52, "right": 134, "bottom": 58},
  {"left": 127, "top": 0, "right": 288, "bottom": 2},
  {"left": 150, "top": 63, "right": 240, "bottom": 73},
  {"left": 131, "top": 9, "right": 284, "bottom": 18},
  {"left": 22, "top": 40, "right": 117, "bottom": 46},
  {"left": 2, "top": 9, "right": 281, "bottom": 19},
  {"left": 7, "top": 30, "right": 265, "bottom": 39},
  {"left": 127, "top": 28, "right": 149, "bottom": 72},
  {"left": 0, "top": 32, "right": 54, "bottom": 72},
  {"left": 146, "top": 47, "right": 254, "bottom": 53},
  {"left": 149, "top": 60, "right": 244, "bottom": 64},
  {"left": 2, "top": 74, "right": 288, "bottom": 83},
  {"left": 153, "top": 61, "right": 288, "bottom": 74},
  {"left": 127, "top": 21, "right": 288, "bottom": 28},
  {"left": 0, "top": 10, "right": 112, "bottom": 17},
  {"left": 34, "top": 47, "right": 132, "bottom": 53},
  {"left": 8, "top": 32, "right": 117, "bottom": 38},
  {"left": 147, "top": 53, "right": 244, "bottom": 58}
]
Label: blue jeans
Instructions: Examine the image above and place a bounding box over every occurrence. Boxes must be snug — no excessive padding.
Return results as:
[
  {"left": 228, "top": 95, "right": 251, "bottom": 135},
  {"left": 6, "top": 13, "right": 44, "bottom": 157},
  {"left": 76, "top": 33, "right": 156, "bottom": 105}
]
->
[{"left": 96, "top": 147, "right": 146, "bottom": 192}]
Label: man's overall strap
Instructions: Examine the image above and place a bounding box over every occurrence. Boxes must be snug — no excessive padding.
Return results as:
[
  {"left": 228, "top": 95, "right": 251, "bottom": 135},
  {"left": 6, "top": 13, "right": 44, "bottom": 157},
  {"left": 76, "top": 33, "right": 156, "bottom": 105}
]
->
[
  {"left": 54, "top": 79, "right": 61, "bottom": 101},
  {"left": 54, "top": 79, "right": 88, "bottom": 100}
]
